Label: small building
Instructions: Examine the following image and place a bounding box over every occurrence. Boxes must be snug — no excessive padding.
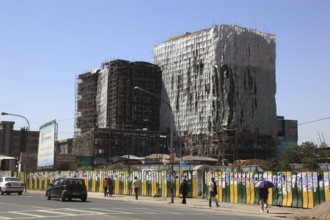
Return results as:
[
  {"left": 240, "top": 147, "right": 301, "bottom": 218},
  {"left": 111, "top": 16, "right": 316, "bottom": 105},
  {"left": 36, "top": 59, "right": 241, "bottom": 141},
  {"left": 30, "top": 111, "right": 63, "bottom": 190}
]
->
[
  {"left": 0, "top": 155, "right": 16, "bottom": 172},
  {"left": 55, "top": 138, "right": 77, "bottom": 170},
  {"left": 276, "top": 116, "right": 298, "bottom": 156}
]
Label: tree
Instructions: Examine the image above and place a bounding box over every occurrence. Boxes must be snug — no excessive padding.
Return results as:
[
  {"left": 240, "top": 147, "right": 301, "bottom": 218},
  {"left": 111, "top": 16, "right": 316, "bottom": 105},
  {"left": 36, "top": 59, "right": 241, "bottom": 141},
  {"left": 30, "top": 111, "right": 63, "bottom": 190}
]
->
[
  {"left": 285, "top": 142, "right": 322, "bottom": 170},
  {"left": 301, "top": 157, "right": 319, "bottom": 170},
  {"left": 260, "top": 158, "right": 291, "bottom": 172},
  {"left": 281, "top": 145, "right": 302, "bottom": 164},
  {"left": 263, "top": 141, "right": 323, "bottom": 171}
]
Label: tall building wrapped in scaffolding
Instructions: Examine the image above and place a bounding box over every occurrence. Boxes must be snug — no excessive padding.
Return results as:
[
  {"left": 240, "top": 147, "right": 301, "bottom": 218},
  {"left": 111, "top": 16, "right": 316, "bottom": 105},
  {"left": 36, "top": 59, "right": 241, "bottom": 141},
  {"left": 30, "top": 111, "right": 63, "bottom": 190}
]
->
[
  {"left": 153, "top": 25, "right": 277, "bottom": 161},
  {"left": 74, "top": 60, "right": 167, "bottom": 162}
]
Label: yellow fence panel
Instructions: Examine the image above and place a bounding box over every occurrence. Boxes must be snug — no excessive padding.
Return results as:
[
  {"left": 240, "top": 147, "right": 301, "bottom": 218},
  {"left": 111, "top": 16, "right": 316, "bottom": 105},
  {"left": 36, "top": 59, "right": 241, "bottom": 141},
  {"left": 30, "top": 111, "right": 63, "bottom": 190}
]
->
[{"left": 324, "top": 171, "right": 330, "bottom": 201}]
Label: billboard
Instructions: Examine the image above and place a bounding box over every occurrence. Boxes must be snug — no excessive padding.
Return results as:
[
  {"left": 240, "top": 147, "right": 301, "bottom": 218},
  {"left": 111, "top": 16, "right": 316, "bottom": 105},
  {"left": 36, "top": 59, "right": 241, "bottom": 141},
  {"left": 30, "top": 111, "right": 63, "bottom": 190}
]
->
[{"left": 37, "top": 120, "right": 57, "bottom": 169}]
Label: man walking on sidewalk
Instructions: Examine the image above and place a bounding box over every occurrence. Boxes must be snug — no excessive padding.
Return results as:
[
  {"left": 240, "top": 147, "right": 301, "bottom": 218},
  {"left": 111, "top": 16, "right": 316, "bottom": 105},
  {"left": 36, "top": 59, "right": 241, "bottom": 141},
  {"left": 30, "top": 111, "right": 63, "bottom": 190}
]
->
[
  {"left": 132, "top": 176, "right": 142, "bottom": 200},
  {"left": 180, "top": 178, "right": 188, "bottom": 204},
  {"left": 209, "top": 177, "right": 219, "bottom": 207},
  {"left": 259, "top": 187, "right": 269, "bottom": 213}
]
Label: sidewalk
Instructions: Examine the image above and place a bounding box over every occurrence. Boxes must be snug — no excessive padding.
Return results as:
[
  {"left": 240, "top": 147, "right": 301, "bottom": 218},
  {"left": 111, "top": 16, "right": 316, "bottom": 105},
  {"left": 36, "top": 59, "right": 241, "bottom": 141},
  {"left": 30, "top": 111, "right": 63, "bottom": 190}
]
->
[{"left": 85, "top": 191, "right": 298, "bottom": 219}]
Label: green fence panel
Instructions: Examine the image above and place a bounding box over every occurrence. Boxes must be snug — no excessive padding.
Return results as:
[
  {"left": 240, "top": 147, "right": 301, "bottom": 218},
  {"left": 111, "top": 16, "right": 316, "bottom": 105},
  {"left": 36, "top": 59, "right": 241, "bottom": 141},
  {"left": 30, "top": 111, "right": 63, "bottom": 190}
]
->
[
  {"left": 88, "top": 178, "right": 92, "bottom": 192},
  {"left": 146, "top": 179, "right": 152, "bottom": 196},
  {"left": 166, "top": 173, "right": 171, "bottom": 197},
  {"left": 95, "top": 176, "right": 100, "bottom": 193},
  {"left": 119, "top": 172, "right": 124, "bottom": 195},
  {"left": 224, "top": 172, "right": 230, "bottom": 203},
  {"left": 241, "top": 172, "right": 247, "bottom": 204},
  {"left": 180, "top": 171, "right": 192, "bottom": 198},
  {"left": 277, "top": 172, "right": 284, "bottom": 206},
  {"left": 254, "top": 172, "right": 261, "bottom": 205},
  {"left": 313, "top": 172, "right": 320, "bottom": 207},
  {"left": 237, "top": 172, "right": 242, "bottom": 203},
  {"left": 203, "top": 171, "right": 208, "bottom": 199},
  {"left": 291, "top": 172, "right": 298, "bottom": 208},
  {"left": 317, "top": 172, "right": 325, "bottom": 205},
  {"left": 296, "top": 172, "right": 303, "bottom": 208}
]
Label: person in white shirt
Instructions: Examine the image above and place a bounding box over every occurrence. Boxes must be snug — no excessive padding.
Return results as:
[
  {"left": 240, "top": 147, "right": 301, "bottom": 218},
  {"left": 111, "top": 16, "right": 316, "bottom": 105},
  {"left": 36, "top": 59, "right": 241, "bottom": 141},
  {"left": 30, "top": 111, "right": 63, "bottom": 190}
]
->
[
  {"left": 132, "top": 176, "right": 142, "bottom": 200},
  {"left": 209, "top": 177, "right": 219, "bottom": 207}
]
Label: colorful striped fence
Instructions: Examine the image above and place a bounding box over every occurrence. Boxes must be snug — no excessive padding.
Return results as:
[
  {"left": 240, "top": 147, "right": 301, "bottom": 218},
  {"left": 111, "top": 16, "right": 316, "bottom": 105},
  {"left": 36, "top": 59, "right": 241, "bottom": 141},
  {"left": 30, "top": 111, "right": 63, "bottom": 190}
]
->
[{"left": 12, "top": 169, "right": 330, "bottom": 209}]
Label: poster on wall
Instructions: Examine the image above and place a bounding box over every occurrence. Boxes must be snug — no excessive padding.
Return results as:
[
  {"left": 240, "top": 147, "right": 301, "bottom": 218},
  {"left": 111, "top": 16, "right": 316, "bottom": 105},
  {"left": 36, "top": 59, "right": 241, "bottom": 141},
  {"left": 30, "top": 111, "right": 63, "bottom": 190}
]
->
[{"left": 37, "top": 120, "right": 57, "bottom": 170}]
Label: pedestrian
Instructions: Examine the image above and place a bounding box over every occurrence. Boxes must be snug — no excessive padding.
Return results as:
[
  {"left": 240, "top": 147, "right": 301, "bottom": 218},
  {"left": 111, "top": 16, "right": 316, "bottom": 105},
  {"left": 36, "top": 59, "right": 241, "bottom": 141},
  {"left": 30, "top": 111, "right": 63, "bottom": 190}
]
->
[
  {"left": 103, "top": 177, "right": 108, "bottom": 197},
  {"left": 179, "top": 178, "right": 188, "bottom": 204},
  {"left": 132, "top": 176, "right": 142, "bottom": 200},
  {"left": 209, "top": 177, "right": 219, "bottom": 207},
  {"left": 107, "top": 177, "right": 113, "bottom": 197},
  {"left": 259, "top": 187, "right": 269, "bottom": 213}
]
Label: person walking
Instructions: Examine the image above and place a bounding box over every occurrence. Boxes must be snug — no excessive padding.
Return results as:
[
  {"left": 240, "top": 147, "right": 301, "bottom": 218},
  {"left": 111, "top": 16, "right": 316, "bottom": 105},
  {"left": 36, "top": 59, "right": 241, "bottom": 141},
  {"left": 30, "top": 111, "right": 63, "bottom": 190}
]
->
[
  {"left": 132, "top": 176, "right": 142, "bottom": 200},
  {"left": 103, "top": 178, "right": 108, "bottom": 197},
  {"left": 259, "top": 187, "right": 269, "bottom": 213},
  {"left": 107, "top": 177, "right": 113, "bottom": 197},
  {"left": 209, "top": 177, "right": 219, "bottom": 207},
  {"left": 179, "top": 178, "right": 188, "bottom": 204}
]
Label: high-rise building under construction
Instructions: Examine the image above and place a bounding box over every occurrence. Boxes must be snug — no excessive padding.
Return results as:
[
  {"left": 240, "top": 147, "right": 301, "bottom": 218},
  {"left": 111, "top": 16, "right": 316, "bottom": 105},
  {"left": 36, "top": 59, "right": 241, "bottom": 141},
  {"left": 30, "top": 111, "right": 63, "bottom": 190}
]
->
[
  {"left": 154, "top": 25, "right": 277, "bottom": 161},
  {"left": 73, "top": 60, "right": 168, "bottom": 161}
]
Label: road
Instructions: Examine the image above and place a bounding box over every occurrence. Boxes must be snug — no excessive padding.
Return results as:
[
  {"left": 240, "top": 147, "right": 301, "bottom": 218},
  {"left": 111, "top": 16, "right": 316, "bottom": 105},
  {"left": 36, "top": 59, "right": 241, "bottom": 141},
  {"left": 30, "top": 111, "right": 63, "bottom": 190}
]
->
[{"left": 0, "top": 192, "right": 283, "bottom": 220}]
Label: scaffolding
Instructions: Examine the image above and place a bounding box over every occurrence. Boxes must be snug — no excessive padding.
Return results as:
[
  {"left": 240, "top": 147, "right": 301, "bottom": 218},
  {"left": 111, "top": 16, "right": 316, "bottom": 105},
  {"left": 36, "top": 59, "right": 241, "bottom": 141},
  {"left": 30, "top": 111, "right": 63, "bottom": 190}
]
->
[
  {"left": 154, "top": 25, "right": 277, "bottom": 162},
  {"left": 73, "top": 60, "right": 166, "bottom": 159}
]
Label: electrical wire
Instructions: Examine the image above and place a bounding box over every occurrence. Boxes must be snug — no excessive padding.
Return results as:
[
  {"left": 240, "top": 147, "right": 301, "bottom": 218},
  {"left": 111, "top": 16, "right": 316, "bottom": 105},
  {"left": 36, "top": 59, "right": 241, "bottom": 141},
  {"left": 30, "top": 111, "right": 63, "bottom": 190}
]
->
[{"left": 298, "top": 116, "right": 330, "bottom": 126}]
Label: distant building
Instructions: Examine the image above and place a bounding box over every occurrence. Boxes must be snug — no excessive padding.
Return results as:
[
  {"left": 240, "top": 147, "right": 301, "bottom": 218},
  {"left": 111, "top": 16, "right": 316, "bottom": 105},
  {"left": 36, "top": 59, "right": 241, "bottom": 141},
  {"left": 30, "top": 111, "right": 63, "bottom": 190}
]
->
[
  {"left": 0, "top": 121, "right": 39, "bottom": 171},
  {"left": 276, "top": 116, "right": 298, "bottom": 156}
]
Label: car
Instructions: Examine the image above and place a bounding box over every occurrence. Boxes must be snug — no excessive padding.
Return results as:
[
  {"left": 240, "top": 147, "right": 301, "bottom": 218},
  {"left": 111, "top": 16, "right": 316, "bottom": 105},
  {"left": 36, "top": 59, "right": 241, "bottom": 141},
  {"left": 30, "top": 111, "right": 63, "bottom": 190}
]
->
[
  {"left": 0, "top": 177, "right": 25, "bottom": 195},
  {"left": 46, "top": 177, "right": 87, "bottom": 202}
]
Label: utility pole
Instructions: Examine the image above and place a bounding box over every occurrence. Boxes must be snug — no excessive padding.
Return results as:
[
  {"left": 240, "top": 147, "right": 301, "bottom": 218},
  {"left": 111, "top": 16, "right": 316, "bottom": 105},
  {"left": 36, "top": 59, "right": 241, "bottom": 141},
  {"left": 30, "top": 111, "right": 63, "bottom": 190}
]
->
[{"left": 134, "top": 86, "right": 175, "bottom": 203}]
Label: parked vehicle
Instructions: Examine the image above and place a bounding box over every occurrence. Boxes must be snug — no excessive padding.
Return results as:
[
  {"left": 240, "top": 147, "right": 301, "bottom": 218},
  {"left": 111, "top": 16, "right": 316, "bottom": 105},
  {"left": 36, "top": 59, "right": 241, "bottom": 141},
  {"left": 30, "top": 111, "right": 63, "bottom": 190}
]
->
[
  {"left": 0, "top": 177, "right": 25, "bottom": 195},
  {"left": 46, "top": 178, "right": 87, "bottom": 202}
]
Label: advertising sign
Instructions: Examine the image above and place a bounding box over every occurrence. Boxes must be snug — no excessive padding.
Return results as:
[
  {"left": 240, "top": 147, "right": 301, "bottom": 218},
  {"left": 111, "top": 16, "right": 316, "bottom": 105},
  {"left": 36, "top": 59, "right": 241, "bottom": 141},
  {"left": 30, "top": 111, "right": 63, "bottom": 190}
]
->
[{"left": 37, "top": 120, "right": 57, "bottom": 169}]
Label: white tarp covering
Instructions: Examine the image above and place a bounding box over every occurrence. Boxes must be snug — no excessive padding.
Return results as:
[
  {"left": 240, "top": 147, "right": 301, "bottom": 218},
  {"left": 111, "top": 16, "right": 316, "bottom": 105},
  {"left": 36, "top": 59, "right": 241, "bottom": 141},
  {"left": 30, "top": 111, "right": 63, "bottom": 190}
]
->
[{"left": 154, "top": 25, "right": 277, "bottom": 155}]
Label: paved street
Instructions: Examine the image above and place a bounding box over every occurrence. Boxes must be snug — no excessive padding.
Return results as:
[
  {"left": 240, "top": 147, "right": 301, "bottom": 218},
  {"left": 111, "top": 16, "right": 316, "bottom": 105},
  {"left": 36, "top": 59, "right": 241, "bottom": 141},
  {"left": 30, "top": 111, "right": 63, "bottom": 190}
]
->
[{"left": 0, "top": 191, "right": 298, "bottom": 220}]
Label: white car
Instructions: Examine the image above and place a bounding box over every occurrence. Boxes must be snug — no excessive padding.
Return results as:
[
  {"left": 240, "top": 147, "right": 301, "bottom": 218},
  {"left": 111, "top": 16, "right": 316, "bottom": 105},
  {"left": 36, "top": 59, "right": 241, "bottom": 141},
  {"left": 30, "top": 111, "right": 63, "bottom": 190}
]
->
[{"left": 0, "top": 177, "right": 25, "bottom": 195}]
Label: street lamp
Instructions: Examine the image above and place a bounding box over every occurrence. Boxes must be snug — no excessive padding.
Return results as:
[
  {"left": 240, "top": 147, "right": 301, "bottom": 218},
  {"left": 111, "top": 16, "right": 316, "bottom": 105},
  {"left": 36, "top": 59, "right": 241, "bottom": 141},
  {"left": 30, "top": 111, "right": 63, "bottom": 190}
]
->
[
  {"left": 1, "top": 112, "right": 30, "bottom": 131},
  {"left": 1, "top": 112, "right": 30, "bottom": 174},
  {"left": 133, "top": 86, "right": 175, "bottom": 203}
]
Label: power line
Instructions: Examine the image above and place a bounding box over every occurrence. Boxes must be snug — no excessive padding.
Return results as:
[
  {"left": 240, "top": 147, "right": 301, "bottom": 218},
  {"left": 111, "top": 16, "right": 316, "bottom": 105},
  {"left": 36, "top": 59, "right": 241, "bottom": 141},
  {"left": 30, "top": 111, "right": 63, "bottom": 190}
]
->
[{"left": 298, "top": 116, "right": 330, "bottom": 126}]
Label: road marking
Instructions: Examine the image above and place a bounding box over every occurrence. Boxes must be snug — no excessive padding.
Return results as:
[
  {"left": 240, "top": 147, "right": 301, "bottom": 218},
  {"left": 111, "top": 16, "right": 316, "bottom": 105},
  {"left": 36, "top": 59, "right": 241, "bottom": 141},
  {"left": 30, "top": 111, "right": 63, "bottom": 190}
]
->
[
  {"left": 36, "top": 209, "right": 76, "bottom": 216},
  {"left": 8, "top": 211, "right": 45, "bottom": 218},
  {"left": 90, "top": 208, "right": 133, "bottom": 214},
  {"left": 61, "top": 208, "right": 106, "bottom": 215},
  {"left": 131, "top": 207, "right": 163, "bottom": 214}
]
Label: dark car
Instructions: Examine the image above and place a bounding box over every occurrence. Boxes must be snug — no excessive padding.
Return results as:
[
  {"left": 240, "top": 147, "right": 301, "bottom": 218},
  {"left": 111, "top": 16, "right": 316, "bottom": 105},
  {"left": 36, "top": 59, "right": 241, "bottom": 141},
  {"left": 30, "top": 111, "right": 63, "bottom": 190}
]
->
[{"left": 46, "top": 178, "right": 87, "bottom": 202}]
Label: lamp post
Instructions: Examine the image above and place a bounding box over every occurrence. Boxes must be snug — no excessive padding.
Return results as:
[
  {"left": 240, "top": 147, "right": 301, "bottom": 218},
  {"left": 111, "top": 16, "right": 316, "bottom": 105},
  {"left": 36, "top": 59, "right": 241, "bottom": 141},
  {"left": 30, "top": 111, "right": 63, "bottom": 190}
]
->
[
  {"left": 133, "top": 86, "right": 175, "bottom": 203},
  {"left": 1, "top": 112, "right": 30, "bottom": 131},
  {"left": 1, "top": 112, "right": 30, "bottom": 174}
]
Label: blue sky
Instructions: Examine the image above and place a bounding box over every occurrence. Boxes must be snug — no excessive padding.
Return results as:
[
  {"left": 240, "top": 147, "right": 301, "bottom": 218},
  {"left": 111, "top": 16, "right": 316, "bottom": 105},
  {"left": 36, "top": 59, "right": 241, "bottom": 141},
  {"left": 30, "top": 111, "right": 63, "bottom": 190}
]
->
[{"left": 1, "top": 0, "right": 329, "bottom": 145}]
